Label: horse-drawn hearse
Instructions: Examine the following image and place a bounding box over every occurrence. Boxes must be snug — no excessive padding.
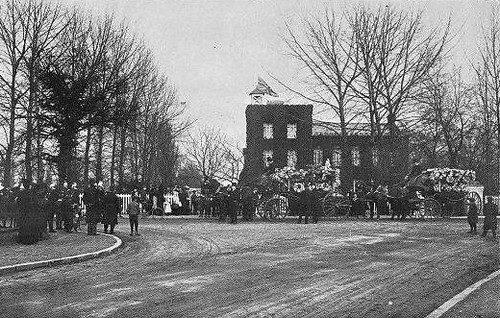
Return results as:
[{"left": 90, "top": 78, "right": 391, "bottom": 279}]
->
[
  {"left": 400, "top": 168, "right": 482, "bottom": 218},
  {"left": 322, "top": 167, "right": 482, "bottom": 219},
  {"left": 251, "top": 162, "right": 340, "bottom": 221}
]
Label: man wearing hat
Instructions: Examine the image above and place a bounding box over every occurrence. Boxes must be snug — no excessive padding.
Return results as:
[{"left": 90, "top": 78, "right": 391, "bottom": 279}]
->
[
  {"left": 466, "top": 197, "right": 478, "bottom": 235},
  {"left": 179, "top": 186, "right": 190, "bottom": 215},
  {"left": 83, "top": 180, "right": 102, "bottom": 235}
]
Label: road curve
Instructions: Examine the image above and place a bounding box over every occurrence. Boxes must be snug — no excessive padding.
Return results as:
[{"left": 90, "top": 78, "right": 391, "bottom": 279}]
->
[{"left": 0, "top": 218, "right": 498, "bottom": 318}]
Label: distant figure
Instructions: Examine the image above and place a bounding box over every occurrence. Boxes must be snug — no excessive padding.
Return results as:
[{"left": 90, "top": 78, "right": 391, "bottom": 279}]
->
[
  {"left": 83, "top": 180, "right": 102, "bottom": 235},
  {"left": 466, "top": 198, "right": 478, "bottom": 235},
  {"left": 102, "top": 188, "right": 120, "bottom": 234},
  {"left": 481, "top": 196, "right": 497, "bottom": 239},
  {"left": 127, "top": 196, "right": 141, "bottom": 236},
  {"left": 228, "top": 182, "right": 240, "bottom": 224},
  {"left": 297, "top": 184, "right": 312, "bottom": 224}
]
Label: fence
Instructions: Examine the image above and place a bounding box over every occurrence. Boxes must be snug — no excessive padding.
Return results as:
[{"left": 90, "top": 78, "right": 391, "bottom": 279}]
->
[{"left": 78, "top": 193, "right": 181, "bottom": 216}]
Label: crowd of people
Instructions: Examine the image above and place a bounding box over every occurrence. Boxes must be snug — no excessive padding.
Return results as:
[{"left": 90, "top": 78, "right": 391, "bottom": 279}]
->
[
  {"left": 0, "top": 178, "right": 122, "bottom": 244},
  {"left": 1, "top": 174, "right": 497, "bottom": 244}
]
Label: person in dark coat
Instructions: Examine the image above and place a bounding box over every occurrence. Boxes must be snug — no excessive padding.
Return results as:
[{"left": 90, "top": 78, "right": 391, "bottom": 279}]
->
[
  {"left": 17, "top": 180, "right": 43, "bottom": 244},
  {"left": 102, "top": 188, "right": 120, "bottom": 234},
  {"left": 83, "top": 180, "right": 102, "bottom": 235},
  {"left": 179, "top": 186, "right": 190, "bottom": 215},
  {"left": 241, "top": 186, "right": 255, "bottom": 221},
  {"left": 467, "top": 197, "right": 479, "bottom": 235},
  {"left": 297, "top": 184, "right": 312, "bottom": 224},
  {"left": 310, "top": 187, "right": 321, "bottom": 223},
  {"left": 46, "top": 185, "right": 59, "bottom": 232},
  {"left": 481, "top": 196, "right": 497, "bottom": 239},
  {"left": 56, "top": 182, "right": 69, "bottom": 230},
  {"left": 228, "top": 183, "right": 240, "bottom": 224},
  {"left": 61, "top": 185, "right": 73, "bottom": 232}
]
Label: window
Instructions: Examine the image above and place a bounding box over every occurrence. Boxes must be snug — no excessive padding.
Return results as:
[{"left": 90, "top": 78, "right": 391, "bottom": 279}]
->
[
  {"left": 263, "top": 150, "right": 273, "bottom": 167},
  {"left": 352, "top": 147, "right": 360, "bottom": 166},
  {"left": 313, "top": 149, "right": 323, "bottom": 166},
  {"left": 334, "top": 168, "right": 341, "bottom": 186},
  {"left": 287, "top": 150, "right": 297, "bottom": 168},
  {"left": 372, "top": 147, "right": 379, "bottom": 166},
  {"left": 287, "top": 123, "right": 297, "bottom": 139},
  {"left": 263, "top": 123, "right": 273, "bottom": 139},
  {"left": 332, "top": 148, "right": 342, "bottom": 167}
]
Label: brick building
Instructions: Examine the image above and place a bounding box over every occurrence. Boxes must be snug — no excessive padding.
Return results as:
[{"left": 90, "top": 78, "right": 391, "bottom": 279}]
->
[{"left": 239, "top": 79, "right": 409, "bottom": 188}]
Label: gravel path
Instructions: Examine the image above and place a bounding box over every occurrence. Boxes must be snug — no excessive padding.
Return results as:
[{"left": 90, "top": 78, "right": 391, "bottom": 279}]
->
[{"left": 0, "top": 218, "right": 498, "bottom": 318}]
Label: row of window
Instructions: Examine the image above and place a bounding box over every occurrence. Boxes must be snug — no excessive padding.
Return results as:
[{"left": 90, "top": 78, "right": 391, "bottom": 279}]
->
[
  {"left": 263, "top": 147, "right": 380, "bottom": 168},
  {"left": 263, "top": 123, "right": 296, "bottom": 139}
]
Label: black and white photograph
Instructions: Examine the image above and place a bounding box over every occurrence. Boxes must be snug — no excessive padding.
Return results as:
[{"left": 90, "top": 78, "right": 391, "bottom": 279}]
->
[{"left": 0, "top": 0, "right": 499, "bottom": 317}]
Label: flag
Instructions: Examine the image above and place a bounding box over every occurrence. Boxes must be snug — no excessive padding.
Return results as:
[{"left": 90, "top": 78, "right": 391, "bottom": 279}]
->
[{"left": 257, "top": 77, "right": 278, "bottom": 97}]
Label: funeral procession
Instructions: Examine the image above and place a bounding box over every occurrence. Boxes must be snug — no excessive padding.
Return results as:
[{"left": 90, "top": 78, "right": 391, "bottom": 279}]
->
[{"left": 0, "top": 0, "right": 499, "bottom": 317}]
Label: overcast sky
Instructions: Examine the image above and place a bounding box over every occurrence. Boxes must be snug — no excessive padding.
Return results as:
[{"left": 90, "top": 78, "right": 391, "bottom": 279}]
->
[{"left": 61, "top": 0, "right": 492, "bottom": 146}]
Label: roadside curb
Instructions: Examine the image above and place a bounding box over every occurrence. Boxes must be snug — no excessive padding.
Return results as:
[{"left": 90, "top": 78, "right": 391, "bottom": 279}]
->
[
  {"left": 0, "top": 233, "right": 122, "bottom": 276},
  {"left": 425, "top": 267, "right": 500, "bottom": 318}
]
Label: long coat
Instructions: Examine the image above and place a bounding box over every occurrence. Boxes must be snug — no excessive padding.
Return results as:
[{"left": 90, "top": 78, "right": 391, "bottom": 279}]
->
[
  {"left": 102, "top": 192, "right": 120, "bottom": 225},
  {"left": 483, "top": 202, "right": 498, "bottom": 231},
  {"left": 467, "top": 203, "right": 478, "bottom": 224},
  {"left": 83, "top": 186, "right": 103, "bottom": 224}
]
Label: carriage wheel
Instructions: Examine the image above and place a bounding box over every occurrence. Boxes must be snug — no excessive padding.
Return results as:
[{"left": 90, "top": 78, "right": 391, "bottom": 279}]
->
[
  {"left": 264, "top": 196, "right": 288, "bottom": 221},
  {"left": 422, "top": 198, "right": 441, "bottom": 218},
  {"left": 322, "top": 194, "right": 350, "bottom": 217},
  {"left": 467, "top": 191, "right": 482, "bottom": 215}
]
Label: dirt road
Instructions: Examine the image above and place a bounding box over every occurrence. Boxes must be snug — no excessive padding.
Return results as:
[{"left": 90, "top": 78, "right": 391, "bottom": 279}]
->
[{"left": 0, "top": 218, "right": 498, "bottom": 318}]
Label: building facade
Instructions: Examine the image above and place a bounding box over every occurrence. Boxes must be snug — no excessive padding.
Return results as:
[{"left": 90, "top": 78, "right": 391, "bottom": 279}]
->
[{"left": 240, "top": 80, "right": 409, "bottom": 188}]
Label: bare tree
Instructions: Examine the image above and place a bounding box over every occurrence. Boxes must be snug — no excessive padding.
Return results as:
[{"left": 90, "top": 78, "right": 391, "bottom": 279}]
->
[
  {"left": 279, "top": 10, "right": 361, "bottom": 190},
  {"left": 20, "top": 0, "right": 68, "bottom": 183},
  {"left": 0, "top": 0, "right": 31, "bottom": 186},
  {"left": 474, "top": 8, "right": 500, "bottom": 191},
  {"left": 351, "top": 5, "right": 451, "bottom": 180},
  {"left": 416, "top": 68, "right": 474, "bottom": 168},
  {"left": 185, "top": 127, "right": 229, "bottom": 182}
]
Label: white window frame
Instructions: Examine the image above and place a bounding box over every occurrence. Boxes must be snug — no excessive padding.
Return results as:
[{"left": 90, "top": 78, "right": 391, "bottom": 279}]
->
[
  {"left": 287, "top": 150, "right": 297, "bottom": 168},
  {"left": 372, "top": 147, "right": 379, "bottom": 166},
  {"left": 263, "top": 123, "right": 273, "bottom": 139},
  {"left": 332, "top": 148, "right": 342, "bottom": 167},
  {"left": 313, "top": 148, "right": 323, "bottom": 166},
  {"left": 352, "top": 147, "right": 360, "bottom": 167},
  {"left": 287, "top": 123, "right": 297, "bottom": 139}
]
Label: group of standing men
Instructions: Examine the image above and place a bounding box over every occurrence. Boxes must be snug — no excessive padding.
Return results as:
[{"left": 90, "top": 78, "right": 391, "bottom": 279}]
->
[
  {"left": 82, "top": 180, "right": 120, "bottom": 235},
  {"left": 196, "top": 178, "right": 257, "bottom": 223}
]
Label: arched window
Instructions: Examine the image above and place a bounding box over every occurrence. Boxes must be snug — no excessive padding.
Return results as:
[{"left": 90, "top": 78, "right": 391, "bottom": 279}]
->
[
  {"left": 287, "top": 123, "right": 297, "bottom": 139},
  {"left": 352, "top": 147, "right": 360, "bottom": 166},
  {"left": 332, "top": 148, "right": 341, "bottom": 167}
]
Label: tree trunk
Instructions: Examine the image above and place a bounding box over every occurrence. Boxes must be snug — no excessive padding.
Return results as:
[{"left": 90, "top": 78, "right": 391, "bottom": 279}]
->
[
  {"left": 36, "top": 118, "right": 44, "bottom": 183},
  {"left": 3, "top": 73, "right": 17, "bottom": 187},
  {"left": 57, "top": 129, "right": 78, "bottom": 183},
  {"left": 118, "top": 126, "right": 127, "bottom": 189},
  {"left": 83, "top": 126, "right": 92, "bottom": 187},
  {"left": 25, "top": 62, "right": 37, "bottom": 183},
  {"left": 95, "top": 125, "right": 104, "bottom": 182},
  {"left": 132, "top": 129, "right": 139, "bottom": 183},
  {"left": 110, "top": 125, "right": 118, "bottom": 188}
]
